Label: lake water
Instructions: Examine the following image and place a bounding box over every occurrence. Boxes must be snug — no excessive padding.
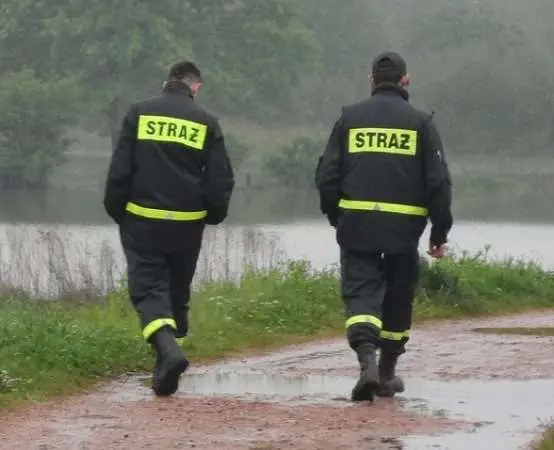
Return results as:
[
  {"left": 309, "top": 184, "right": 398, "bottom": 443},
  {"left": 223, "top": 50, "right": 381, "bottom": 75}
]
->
[{"left": 0, "top": 219, "right": 552, "bottom": 297}]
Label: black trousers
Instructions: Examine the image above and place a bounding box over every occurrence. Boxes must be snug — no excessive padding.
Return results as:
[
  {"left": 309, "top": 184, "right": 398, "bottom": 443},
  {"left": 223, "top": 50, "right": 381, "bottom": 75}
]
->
[
  {"left": 341, "top": 248, "right": 420, "bottom": 355},
  {"left": 120, "top": 226, "right": 202, "bottom": 341}
]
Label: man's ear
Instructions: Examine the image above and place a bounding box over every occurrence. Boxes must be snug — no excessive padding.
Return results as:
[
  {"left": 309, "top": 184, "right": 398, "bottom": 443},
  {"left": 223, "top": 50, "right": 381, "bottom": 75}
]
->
[
  {"left": 399, "top": 74, "right": 410, "bottom": 87},
  {"left": 191, "top": 82, "right": 202, "bottom": 96}
]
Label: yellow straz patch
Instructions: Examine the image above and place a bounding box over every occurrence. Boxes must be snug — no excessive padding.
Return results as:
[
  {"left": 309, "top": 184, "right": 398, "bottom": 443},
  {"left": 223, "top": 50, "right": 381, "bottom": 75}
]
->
[
  {"left": 137, "top": 115, "right": 208, "bottom": 150},
  {"left": 348, "top": 127, "right": 418, "bottom": 155}
]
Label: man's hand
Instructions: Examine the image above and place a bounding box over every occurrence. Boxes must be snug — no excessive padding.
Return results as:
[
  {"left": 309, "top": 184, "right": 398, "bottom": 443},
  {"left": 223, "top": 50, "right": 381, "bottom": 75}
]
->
[{"left": 427, "top": 241, "right": 447, "bottom": 259}]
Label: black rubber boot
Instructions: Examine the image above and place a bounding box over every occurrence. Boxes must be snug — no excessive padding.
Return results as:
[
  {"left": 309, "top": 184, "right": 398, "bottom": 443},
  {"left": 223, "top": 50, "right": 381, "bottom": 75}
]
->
[
  {"left": 174, "top": 314, "right": 188, "bottom": 339},
  {"left": 351, "top": 345, "right": 379, "bottom": 402},
  {"left": 174, "top": 326, "right": 187, "bottom": 339},
  {"left": 150, "top": 326, "right": 189, "bottom": 397},
  {"left": 376, "top": 350, "right": 405, "bottom": 398}
]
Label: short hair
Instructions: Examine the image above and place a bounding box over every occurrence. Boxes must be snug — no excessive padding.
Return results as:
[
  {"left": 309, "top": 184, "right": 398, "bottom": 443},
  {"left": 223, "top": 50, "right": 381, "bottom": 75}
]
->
[
  {"left": 167, "top": 61, "right": 202, "bottom": 84},
  {"left": 371, "top": 52, "right": 407, "bottom": 85}
]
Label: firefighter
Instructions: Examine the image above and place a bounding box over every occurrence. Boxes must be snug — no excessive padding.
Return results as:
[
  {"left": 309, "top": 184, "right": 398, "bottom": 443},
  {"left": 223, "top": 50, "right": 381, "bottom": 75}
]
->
[
  {"left": 103, "top": 60, "right": 235, "bottom": 397},
  {"left": 315, "top": 51, "right": 453, "bottom": 402}
]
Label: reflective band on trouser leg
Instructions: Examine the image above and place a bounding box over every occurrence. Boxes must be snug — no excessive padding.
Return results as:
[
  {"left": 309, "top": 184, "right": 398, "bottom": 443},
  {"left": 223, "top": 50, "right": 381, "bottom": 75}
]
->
[
  {"left": 338, "top": 199, "right": 428, "bottom": 217},
  {"left": 345, "top": 314, "right": 383, "bottom": 330},
  {"left": 142, "top": 318, "right": 177, "bottom": 341},
  {"left": 126, "top": 202, "right": 207, "bottom": 221},
  {"left": 380, "top": 330, "right": 410, "bottom": 341}
]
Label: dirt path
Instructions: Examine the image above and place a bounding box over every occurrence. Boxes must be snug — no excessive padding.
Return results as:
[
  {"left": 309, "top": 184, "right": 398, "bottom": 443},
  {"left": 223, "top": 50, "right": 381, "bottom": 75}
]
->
[{"left": 2, "top": 311, "right": 554, "bottom": 449}]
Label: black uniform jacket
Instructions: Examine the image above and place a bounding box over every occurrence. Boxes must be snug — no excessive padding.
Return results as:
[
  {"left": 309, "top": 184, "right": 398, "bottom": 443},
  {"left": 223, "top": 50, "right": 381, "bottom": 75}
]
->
[
  {"left": 104, "top": 81, "right": 235, "bottom": 252},
  {"left": 315, "top": 84, "right": 453, "bottom": 254}
]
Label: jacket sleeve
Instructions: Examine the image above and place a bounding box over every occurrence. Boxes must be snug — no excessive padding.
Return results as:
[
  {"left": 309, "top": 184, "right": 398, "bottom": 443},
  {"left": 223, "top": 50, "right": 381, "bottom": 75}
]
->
[
  {"left": 103, "top": 105, "right": 137, "bottom": 224},
  {"left": 420, "top": 114, "right": 453, "bottom": 245},
  {"left": 315, "top": 113, "right": 345, "bottom": 227},
  {"left": 203, "top": 120, "right": 235, "bottom": 225}
]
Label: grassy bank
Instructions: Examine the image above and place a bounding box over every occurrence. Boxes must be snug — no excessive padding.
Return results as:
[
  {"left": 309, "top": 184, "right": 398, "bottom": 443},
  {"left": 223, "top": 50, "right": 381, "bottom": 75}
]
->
[
  {"left": 536, "top": 425, "right": 554, "bottom": 450},
  {"left": 1, "top": 251, "right": 554, "bottom": 411}
]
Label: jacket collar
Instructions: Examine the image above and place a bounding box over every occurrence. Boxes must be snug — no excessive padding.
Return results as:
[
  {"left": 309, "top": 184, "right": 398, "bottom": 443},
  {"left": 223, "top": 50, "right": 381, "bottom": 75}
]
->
[
  {"left": 162, "top": 80, "right": 193, "bottom": 98},
  {"left": 371, "top": 83, "right": 410, "bottom": 101}
]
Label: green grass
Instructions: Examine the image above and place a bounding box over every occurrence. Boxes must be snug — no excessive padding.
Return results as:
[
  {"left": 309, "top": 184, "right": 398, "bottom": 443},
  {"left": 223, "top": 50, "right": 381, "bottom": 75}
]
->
[
  {"left": 535, "top": 425, "right": 554, "bottom": 450},
  {"left": 1, "top": 254, "right": 554, "bottom": 411},
  {"left": 415, "top": 250, "right": 554, "bottom": 320}
]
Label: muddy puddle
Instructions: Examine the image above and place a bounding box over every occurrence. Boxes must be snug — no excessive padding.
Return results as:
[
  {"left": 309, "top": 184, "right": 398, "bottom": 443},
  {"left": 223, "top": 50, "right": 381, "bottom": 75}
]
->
[
  {"left": 179, "top": 311, "right": 554, "bottom": 448},
  {"left": 113, "top": 371, "right": 352, "bottom": 406},
  {"left": 401, "top": 378, "right": 554, "bottom": 449},
  {"left": 102, "top": 367, "right": 554, "bottom": 449},
  {"left": 2, "top": 311, "right": 554, "bottom": 449}
]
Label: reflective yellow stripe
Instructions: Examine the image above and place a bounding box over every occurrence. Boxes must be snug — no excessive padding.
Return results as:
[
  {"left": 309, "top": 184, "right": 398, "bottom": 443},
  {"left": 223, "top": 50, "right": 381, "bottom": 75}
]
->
[
  {"left": 339, "top": 199, "right": 428, "bottom": 217},
  {"left": 126, "top": 202, "right": 207, "bottom": 221},
  {"left": 137, "top": 115, "right": 208, "bottom": 150},
  {"left": 348, "top": 127, "right": 418, "bottom": 155},
  {"left": 380, "top": 330, "right": 410, "bottom": 341},
  {"left": 135, "top": 332, "right": 188, "bottom": 345},
  {"left": 345, "top": 314, "right": 382, "bottom": 329},
  {"left": 143, "top": 318, "right": 177, "bottom": 341}
]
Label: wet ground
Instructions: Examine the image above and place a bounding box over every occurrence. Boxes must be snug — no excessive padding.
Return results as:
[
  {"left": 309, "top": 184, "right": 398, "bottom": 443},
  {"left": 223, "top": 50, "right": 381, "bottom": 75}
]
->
[{"left": 2, "top": 311, "right": 554, "bottom": 449}]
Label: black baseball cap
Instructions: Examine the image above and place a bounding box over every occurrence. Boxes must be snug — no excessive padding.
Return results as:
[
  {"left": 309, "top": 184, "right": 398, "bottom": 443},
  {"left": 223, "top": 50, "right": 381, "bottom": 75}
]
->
[{"left": 371, "top": 51, "right": 407, "bottom": 83}]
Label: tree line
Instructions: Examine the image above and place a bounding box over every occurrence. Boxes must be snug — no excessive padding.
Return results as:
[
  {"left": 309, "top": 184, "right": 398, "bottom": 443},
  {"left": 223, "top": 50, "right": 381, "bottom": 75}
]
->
[{"left": 0, "top": 0, "right": 552, "bottom": 189}]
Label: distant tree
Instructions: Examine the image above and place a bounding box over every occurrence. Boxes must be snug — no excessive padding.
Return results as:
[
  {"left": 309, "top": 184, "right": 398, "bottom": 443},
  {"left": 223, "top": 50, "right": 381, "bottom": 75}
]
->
[
  {"left": 0, "top": 70, "right": 77, "bottom": 189},
  {"left": 170, "top": 0, "right": 321, "bottom": 122},
  {"left": 262, "top": 136, "right": 324, "bottom": 188},
  {"left": 39, "top": 0, "right": 186, "bottom": 147},
  {"left": 225, "top": 134, "right": 251, "bottom": 173},
  {"left": 0, "top": 0, "right": 179, "bottom": 147},
  {"left": 405, "top": 3, "right": 523, "bottom": 54},
  {"left": 389, "top": 1, "right": 538, "bottom": 154},
  {"left": 0, "top": 0, "right": 59, "bottom": 76},
  {"left": 1, "top": 0, "right": 322, "bottom": 142},
  {"left": 293, "top": 0, "right": 388, "bottom": 123}
]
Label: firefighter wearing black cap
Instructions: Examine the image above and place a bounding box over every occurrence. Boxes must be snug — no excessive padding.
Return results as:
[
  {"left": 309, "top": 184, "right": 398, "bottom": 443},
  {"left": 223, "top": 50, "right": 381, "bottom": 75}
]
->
[
  {"left": 315, "top": 51, "right": 453, "bottom": 402},
  {"left": 103, "top": 60, "right": 235, "bottom": 397}
]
